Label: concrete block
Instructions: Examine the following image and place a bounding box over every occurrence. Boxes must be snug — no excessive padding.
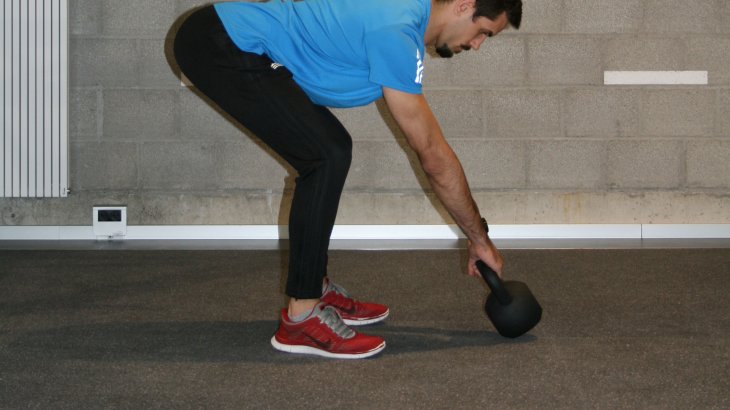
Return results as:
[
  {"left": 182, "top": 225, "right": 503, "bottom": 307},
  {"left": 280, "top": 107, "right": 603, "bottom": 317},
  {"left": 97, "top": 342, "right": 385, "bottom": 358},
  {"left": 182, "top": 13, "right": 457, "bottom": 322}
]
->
[
  {"left": 565, "top": 0, "right": 642, "bottom": 33},
  {"left": 528, "top": 140, "right": 604, "bottom": 189},
  {"left": 483, "top": 89, "right": 562, "bottom": 138},
  {"left": 638, "top": 192, "right": 708, "bottom": 223},
  {"left": 70, "top": 142, "right": 138, "bottom": 190},
  {"left": 482, "top": 191, "right": 730, "bottom": 224},
  {"left": 101, "top": 0, "right": 177, "bottom": 37},
  {"left": 686, "top": 37, "right": 730, "bottom": 85},
  {"left": 336, "top": 192, "right": 450, "bottom": 224},
  {"left": 607, "top": 140, "right": 683, "bottom": 189},
  {"left": 528, "top": 37, "right": 603, "bottom": 85},
  {"left": 687, "top": 140, "right": 730, "bottom": 188},
  {"left": 138, "top": 142, "right": 219, "bottom": 190},
  {"left": 426, "top": 90, "right": 483, "bottom": 137},
  {"left": 0, "top": 191, "right": 281, "bottom": 225},
  {"left": 424, "top": 37, "right": 526, "bottom": 87},
  {"left": 69, "top": 88, "right": 100, "bottom": 138},
  {"left": 346, "top": 141, "right": 425, "bottom": 191},
  {"left": 643, "top": 0, "right": 718, "bottom": 34},
  {"left": 337, "top": 191, "right": 730, "bottom": 225},
  {"left": 723, "top": 2, "right": 730, "bottom": 33},
  {"left": 718, "top": 90, "right": 730, "bottom": 136},
  {"left": 502, "top": 191, "right": 646, "bottom": 224},
  {"left": 179, "top": 90, "right": 247, "bottom": 140},
  {"left": 331, "top": 103, "right": 399, "bottom": 141},
  {"left": 475, "top": 36, "right": 527, "bottom": 86},
  {"left": 452, "top": 140, "right": 526, "bottom": 189},
  {"left": 640, "top": 90, "right": 714, "bottom": 137},
  {"left": 422, "top": 54, "right": 456, "bottom": 87},
  {"left": 70, "top": 38, "right": 138, "bottom": 87},
  {"left": 0, "top": 196, "right": 102, "bottom": 225},
  {"left": 566, "top": 89, "right": 640, "bottom": 137},
  {"left": 518, "top": 0, "right": 563, "bottom": 34},
  {"left": 104, "top": 90, "right": 178, "bottom": 141},
  {"left": 69, "top": 0, "right": 102, "bottom": 35},
  {"left": 177, "top": 0, "right": 232, "bottom": 14},
  {"left": 603, "top": 38, "right": 686, "bottom": 70},
  {"left": 139, "top": 39, "right": 182, "bottom": 88},
  {"left": 217, "top": 139, "right": 292, "bottom": 190},
  {"left": 124, "top": 192, "right": 280, "bottom": 224},
  {"left": 176, "top": 1, "right": 204, "bottom": 14},
  {"left": 3, "top": 189, "right": 730, "bottom": 226}
]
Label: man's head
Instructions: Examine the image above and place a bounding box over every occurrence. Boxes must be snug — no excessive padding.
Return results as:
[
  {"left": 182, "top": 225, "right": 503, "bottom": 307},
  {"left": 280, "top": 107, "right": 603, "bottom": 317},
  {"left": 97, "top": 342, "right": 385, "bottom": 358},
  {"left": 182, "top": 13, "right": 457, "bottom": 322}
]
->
[
  {"left": 432, "top": 0, "right": 522, "bottom": 58},
  {"left": 471, "top": 0, "right": 522, "bottom": 30}
]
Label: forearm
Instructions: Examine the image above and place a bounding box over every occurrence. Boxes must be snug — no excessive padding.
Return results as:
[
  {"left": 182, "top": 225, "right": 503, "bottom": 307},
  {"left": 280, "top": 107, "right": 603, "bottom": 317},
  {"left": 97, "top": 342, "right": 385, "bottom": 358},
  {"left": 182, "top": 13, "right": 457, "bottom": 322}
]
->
[{"left": 418, "top": 137, "right": 487, "bottom": 245}]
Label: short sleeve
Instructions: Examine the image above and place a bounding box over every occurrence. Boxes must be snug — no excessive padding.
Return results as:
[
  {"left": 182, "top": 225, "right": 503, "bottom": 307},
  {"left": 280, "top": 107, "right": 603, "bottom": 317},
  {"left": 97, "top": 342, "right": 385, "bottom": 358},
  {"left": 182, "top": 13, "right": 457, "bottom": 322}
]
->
[{"left": 363, "top": 27, "right": 424, "bottom": 94}]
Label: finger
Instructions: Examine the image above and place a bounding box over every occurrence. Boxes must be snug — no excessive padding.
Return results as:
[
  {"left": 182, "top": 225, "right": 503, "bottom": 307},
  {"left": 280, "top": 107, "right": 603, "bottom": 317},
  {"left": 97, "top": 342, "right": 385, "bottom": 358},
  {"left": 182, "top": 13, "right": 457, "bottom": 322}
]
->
[{"left": 468, "top": 262, "right": 479, "bottom": 278}]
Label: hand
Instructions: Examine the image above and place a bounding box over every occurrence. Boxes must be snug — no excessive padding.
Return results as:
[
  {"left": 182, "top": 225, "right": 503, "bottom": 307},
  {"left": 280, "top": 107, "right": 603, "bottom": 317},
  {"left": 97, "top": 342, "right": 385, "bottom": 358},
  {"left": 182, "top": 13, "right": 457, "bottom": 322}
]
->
[{"left": 467, "top": 236, "right": 503, "bottom": 278}]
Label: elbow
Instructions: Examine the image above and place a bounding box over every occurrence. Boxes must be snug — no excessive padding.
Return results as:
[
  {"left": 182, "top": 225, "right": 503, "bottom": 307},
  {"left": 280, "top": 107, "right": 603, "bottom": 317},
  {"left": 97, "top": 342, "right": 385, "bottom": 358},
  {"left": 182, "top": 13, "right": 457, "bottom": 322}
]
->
[
  {"left": 418, "top": 144, "right": 457, "bottom": 179},
  {"left": 420, "top": 155, "right": 445, "bottom": 178}
]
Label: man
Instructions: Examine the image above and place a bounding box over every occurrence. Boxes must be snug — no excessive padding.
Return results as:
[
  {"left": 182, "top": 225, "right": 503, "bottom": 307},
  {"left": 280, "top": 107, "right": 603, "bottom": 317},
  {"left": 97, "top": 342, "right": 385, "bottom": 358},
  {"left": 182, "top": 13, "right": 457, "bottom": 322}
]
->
[{"left": 173, "top": 0, "right": 522, "bottom": 359}]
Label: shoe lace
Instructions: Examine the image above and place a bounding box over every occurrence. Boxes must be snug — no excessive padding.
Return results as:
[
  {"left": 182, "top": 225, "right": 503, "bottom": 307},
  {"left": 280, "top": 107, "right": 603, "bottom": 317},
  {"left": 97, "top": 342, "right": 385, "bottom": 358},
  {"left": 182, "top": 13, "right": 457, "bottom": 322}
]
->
[
  {"left": 323, "top": 280, "right": 358, "bottom": 312},
  {"left": 326, "top": 280, "right": 351, "bottom": 298},
  {"left": 317, "top": 305, "right": 355, "bottom": 339}
]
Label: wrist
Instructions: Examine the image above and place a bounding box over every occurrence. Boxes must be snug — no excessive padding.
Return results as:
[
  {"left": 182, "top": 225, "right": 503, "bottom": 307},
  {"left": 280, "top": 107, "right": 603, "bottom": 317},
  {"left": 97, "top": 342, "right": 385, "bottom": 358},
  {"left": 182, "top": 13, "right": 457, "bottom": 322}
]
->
[{"left": 466, "top": 217, "right": 489, "bottom": 245}]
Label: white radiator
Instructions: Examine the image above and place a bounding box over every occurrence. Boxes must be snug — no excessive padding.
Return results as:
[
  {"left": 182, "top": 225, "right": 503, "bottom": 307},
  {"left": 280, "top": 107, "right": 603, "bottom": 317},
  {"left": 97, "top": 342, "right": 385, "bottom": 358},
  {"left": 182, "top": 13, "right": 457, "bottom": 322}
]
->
[{"left": 1, "top": 0, "right": 68, "bottom": 198}]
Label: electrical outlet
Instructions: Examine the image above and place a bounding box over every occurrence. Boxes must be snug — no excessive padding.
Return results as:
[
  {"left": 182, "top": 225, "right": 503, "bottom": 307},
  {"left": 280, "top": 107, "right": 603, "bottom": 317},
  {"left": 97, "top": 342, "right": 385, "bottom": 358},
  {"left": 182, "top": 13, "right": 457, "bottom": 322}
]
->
[{"left": 93, "top": 206, "right": 127, "bottom": 239}]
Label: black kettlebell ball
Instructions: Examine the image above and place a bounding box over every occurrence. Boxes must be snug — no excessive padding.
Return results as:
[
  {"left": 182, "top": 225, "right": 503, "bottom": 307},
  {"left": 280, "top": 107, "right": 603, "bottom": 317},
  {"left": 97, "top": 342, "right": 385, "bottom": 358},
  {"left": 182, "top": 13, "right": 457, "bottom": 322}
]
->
[{"left": 476, "top": 259, "right": 542, "bottom": 339}]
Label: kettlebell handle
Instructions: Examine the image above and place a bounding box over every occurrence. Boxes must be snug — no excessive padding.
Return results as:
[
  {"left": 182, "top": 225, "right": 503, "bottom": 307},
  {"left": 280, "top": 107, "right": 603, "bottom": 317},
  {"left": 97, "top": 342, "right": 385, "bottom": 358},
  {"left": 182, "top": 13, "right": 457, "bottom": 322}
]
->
[
  {"left": 476, "top": 260, "right": 512, "bottom": 305},
  {"left": 476, "top": 217, "right": 512, "bottom": 305}
]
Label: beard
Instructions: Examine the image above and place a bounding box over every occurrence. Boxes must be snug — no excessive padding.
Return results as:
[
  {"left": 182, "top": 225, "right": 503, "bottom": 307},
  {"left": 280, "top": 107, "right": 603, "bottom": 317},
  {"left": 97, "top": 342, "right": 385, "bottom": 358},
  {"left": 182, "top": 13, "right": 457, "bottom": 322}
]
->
[
  {"left": 435, "top": 44, "right": 454, "bottom": 58},
  {"left": 435, "top": 44, "right": 471, "bottom": 58}
]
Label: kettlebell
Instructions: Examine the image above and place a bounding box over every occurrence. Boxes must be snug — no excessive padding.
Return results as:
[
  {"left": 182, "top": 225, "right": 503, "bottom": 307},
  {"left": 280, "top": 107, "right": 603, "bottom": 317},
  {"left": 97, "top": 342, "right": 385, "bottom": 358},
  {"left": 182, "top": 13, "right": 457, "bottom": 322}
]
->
[{"left": 475, "top": 220, "right": 542, "bottom": 338}]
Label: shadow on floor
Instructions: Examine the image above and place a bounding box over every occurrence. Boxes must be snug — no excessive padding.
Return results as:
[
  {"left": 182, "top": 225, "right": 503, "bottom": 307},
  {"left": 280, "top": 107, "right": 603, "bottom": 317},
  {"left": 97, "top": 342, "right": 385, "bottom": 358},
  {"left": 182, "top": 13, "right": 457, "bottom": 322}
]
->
[{"left": 7, "top": 320, "right": 536, "bottom": 363}]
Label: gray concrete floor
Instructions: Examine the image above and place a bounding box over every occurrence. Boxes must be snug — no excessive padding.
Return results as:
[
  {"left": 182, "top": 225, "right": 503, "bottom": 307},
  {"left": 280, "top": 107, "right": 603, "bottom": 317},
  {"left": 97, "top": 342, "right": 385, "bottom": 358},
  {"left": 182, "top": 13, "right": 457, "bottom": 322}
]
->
[{"left": 0, "top": 247, "right": 728, "bottom": 408}]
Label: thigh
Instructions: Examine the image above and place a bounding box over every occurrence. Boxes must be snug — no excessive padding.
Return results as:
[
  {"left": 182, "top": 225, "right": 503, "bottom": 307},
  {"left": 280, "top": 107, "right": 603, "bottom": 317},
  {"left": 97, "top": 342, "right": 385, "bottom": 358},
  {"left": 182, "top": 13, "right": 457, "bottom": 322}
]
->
[{"left": 222, "top": 67, "right": 353, "bottom": 171}]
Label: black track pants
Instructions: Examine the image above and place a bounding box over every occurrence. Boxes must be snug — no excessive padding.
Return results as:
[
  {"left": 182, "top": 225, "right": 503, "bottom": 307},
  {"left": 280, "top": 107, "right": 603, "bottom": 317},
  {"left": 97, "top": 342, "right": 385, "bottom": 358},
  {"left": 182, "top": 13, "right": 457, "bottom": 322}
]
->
[{"left": 173, "top": 6, "right": 353, "bottom": 299}]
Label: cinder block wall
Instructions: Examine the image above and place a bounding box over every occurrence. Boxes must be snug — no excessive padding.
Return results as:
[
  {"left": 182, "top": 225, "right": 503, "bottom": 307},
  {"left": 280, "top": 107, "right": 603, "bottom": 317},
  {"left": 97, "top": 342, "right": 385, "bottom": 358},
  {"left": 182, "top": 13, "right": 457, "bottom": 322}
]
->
[{"left": 2, "top": 0, "right": 729, "bottom": 226}]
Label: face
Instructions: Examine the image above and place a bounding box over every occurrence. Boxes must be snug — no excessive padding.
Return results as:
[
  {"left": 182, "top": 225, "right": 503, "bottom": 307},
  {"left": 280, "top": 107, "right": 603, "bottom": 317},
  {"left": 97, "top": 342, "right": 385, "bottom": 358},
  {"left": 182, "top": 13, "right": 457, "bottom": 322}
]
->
[{"left": 435, "top": 5, "right": 509, "bottom": 58}]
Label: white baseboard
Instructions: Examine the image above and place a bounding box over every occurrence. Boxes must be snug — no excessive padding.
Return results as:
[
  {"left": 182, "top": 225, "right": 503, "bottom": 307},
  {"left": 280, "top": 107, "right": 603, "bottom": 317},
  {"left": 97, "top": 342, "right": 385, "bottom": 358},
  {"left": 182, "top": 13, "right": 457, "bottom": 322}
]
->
[
  {"left": 641, "top": 224, "right": 730, "bottom": 239},
  {"left": 1, "top": 224, "right": 729, "bottom": 240}
]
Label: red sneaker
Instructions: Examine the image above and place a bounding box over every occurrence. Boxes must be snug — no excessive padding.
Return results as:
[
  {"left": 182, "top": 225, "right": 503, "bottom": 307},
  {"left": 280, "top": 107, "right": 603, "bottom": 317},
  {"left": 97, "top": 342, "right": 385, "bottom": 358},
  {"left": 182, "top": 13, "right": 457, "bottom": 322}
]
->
[
  {"left": 271, "top": 303, "right": 385, "bottom": 359},
  {"left": 320, "top": 279, "right": 389, "bottom": 326}
]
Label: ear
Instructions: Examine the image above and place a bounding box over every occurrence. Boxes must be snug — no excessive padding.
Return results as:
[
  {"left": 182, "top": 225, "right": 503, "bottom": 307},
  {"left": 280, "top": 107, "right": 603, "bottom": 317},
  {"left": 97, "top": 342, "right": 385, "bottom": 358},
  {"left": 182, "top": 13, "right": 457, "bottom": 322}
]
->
[{"left": 455, "top": 0, "right": 477, "bottom": 16}]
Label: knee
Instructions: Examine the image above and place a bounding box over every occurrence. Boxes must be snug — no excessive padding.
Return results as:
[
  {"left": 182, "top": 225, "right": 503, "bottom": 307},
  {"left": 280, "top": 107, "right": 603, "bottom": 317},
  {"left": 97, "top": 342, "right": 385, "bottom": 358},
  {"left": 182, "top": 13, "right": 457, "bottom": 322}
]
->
[
  {"left": 296, "top": 136, "right": 352, "bottom": 182},
  {"left": 326, "top": 136, "right": 352, "bottom": 175}
]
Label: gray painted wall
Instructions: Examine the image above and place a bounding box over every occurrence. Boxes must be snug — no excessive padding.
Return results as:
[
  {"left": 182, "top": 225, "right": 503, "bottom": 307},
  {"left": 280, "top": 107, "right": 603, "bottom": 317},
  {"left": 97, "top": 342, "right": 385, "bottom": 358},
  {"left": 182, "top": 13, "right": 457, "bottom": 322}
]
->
[{"left": 2, "top": 0, "right": 729, "bottom": 226}]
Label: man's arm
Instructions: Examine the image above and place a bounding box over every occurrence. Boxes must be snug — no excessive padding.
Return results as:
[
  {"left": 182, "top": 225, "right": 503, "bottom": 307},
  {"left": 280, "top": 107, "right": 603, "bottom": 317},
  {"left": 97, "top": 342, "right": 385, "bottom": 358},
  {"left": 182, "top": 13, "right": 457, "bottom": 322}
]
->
[{"left": 382, "top": 86, "right": 503, "bottom": 276}]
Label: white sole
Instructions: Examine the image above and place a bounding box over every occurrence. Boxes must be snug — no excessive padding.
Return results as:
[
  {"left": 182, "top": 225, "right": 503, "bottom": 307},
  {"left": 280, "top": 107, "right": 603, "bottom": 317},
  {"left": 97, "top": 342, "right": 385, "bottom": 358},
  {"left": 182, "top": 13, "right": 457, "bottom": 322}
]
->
[
  {"left": 271, "top": 337, "right": 386, "bottom": 359},
  {"left": 342, "top": 309, "right": 389, "bottom": 326}
]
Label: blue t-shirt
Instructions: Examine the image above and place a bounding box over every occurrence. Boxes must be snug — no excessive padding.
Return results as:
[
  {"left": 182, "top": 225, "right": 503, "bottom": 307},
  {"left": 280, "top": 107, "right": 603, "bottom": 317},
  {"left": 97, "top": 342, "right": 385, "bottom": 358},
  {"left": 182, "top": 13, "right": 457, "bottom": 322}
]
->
[{"left": 214, "top": 0, "right": 430, "bottom": 108}]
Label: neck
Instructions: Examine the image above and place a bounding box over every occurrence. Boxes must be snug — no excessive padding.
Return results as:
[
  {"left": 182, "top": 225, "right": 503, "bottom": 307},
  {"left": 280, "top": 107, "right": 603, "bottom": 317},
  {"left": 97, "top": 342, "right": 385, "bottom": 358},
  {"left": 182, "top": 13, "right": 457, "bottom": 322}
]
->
[{"left": 425, "top": 0, "right": 450, "bottom": 46}]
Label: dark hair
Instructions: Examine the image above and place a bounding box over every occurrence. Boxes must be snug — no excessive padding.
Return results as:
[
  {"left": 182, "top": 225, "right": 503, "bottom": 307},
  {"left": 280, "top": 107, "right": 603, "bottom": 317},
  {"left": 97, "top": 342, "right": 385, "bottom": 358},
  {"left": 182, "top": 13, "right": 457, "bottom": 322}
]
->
[
  {"left": 475, "top": 0, "right": 522, "bottom": 29},
  {"left": 437, "top": 0, "right": 523, "bottom": 30}
]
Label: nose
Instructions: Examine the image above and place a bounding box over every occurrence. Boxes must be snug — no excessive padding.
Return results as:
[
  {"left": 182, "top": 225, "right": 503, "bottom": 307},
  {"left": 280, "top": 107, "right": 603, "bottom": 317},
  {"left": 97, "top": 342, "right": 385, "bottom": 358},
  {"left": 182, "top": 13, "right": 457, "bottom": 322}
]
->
[{"left": 470, "top": 34, "right": 487, "bottom": 51}]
